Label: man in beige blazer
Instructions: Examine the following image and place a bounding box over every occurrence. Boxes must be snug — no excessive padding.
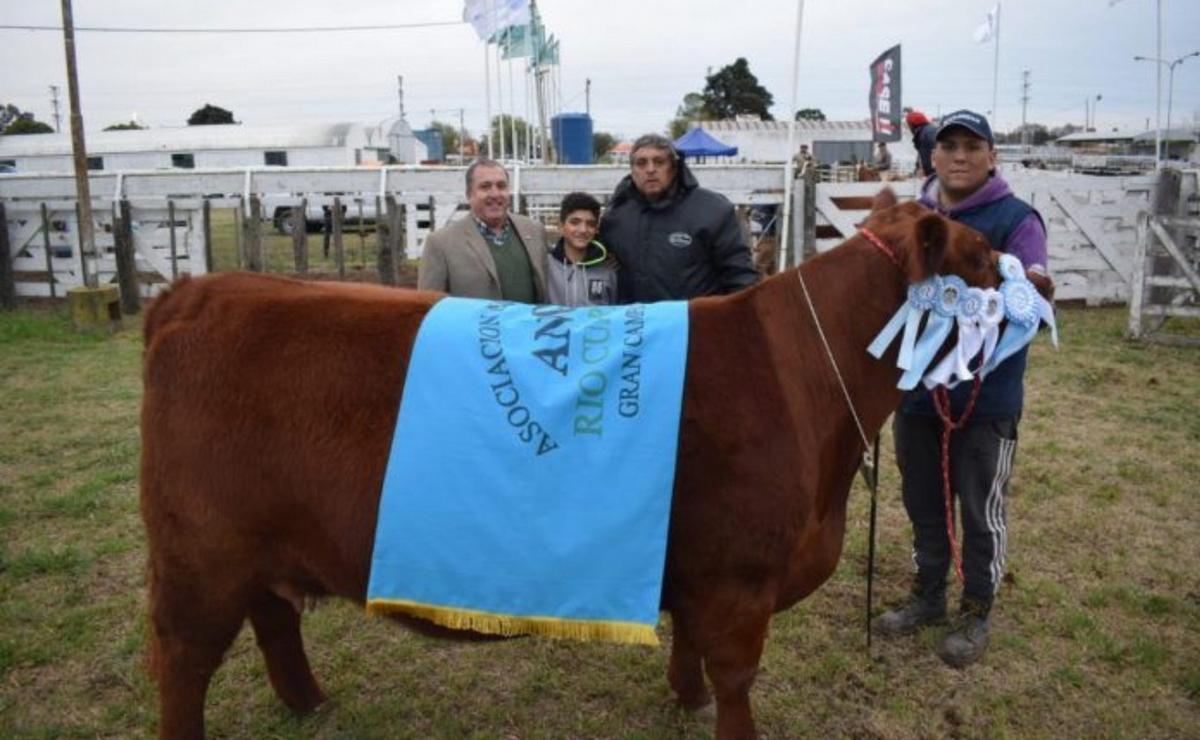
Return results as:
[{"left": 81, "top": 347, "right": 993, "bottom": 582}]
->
[{"left": 418, "top": 159, "right": 549, "bottom": 302}]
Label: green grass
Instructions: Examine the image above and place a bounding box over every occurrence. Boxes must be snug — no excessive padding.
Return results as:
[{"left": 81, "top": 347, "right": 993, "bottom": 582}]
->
[{"left": 0, "top": 304, "right": 1198, "bottom": 738}]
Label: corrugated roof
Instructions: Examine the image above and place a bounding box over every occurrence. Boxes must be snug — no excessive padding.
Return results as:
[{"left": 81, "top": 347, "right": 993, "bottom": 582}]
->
[
  {"left": 1132, "top": 128, "right": 1198, "bottom": 142},
  {"left": 1056, "top": 130, "right": 1140, "bottom": 143},
  {"left": 0, "top": 122, "right": 376, "bottom": 157},
  {"left": 703, "top": 119, "right": 872, "bottom": 133}
]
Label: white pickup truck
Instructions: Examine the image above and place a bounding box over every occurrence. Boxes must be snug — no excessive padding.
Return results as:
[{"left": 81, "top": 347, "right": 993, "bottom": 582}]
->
[{"left": 269, "top": 196, "right": 378, "bottom": 236}]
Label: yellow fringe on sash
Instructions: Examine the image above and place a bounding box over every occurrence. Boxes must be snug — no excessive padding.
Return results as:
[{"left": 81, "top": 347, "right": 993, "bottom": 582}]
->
[{"left": 366, "top": 598, "right": 659, "bottom": 646}]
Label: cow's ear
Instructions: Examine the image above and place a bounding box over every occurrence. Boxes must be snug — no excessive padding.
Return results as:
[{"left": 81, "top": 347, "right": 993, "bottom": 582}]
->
[
  {"left": 870, "top": 187, "right": 898, "bottom": 213},
  {"left": 913, "top": 213, "right": 947, "bottom": 279}
]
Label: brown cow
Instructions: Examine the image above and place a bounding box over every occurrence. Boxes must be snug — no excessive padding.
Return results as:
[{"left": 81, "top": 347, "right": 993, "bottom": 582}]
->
[{"left": 140, "top": 192, "right": 1006, "bottom": 739}]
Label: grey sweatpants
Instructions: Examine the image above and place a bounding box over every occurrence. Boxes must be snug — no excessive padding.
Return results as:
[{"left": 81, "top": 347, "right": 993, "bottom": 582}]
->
[{"left": 893, "top": 412, "right": 1019, "bottom": 611}]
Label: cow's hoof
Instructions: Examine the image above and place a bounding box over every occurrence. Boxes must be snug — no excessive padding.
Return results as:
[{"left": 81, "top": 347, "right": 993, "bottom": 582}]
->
[{"left": 677, "top": 692, "right": 714, "bottom": 713}]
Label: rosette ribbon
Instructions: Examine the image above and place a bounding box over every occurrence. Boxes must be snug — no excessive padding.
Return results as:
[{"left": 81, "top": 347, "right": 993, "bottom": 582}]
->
[
  {"left": 980, "top": 255, "right": 1058, "bottom": 376},
  {"left": 868, "top": 253, "right": 1058, "bottom": 391}
]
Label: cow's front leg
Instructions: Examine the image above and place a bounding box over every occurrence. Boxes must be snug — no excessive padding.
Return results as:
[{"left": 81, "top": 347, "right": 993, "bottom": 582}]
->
[
  {"left": 700, "top": 589, "right": 772, "bottom": 740},
  {"left": 667, "top": 610, "right": 711, "bottom": 710}
]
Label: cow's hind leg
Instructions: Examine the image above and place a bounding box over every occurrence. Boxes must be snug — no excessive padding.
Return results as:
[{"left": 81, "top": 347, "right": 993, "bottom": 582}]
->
[
  {"left": 248, "top": 591, "right": 326, "bottom": 713},
  {"left": 148, "top": 578, "right": 246, "bottom": 740},
  {"left": 668, "top": 610, "right": 711, "bottom": 710}
]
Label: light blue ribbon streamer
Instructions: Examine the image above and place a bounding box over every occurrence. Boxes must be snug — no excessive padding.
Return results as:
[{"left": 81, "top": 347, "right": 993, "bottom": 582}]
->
[
  {"left": 867, "top": 303, "right": 910, "bottom": 360},
  {"left": 898, "top": 312, "right": 954, "bottom": 390}
]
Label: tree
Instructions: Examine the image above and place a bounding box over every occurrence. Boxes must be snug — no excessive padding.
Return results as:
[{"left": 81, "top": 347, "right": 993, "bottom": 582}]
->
[
  {"left": 1, "top": 103, "right": 53, "bottom": 135},
  {"left": 187, "top": 104, "right": 236, "bottom": 125},
  {"left": 481, "top": 114, "right": 534, "bottom": 160},
  {"left": 104, "top": 121, "right": 145, "bottom": 131},
  {"left": 428, "top": 120, "right": 462, "bottom": 158},
  {"left": 593, "top": 131, "right": 617, "bottom": 162},
  {"left": 668, "top": 92, "right": 707, "bottom": 139},
  {"left": 700, "top": 58, "right": 774, "bottom": 121},
  {"left": 794, "top": 108, "right": 826, "bottom": 122},
  {"left": 4, "top": 118, "right": 54, "bottom": 135}
]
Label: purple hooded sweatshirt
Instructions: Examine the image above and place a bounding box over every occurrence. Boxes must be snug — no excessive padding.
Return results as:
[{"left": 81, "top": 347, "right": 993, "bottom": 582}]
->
[{"left": 917, "top": 172, "right": 1047, "bottom": 272}]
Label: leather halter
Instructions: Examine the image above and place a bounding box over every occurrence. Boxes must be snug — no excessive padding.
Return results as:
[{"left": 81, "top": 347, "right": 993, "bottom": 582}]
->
[{"left": 858, "top": 227, "right": 903, "bottom": 268}]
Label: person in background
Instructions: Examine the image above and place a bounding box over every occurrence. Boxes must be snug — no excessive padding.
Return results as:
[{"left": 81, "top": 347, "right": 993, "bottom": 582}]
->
[
  {"left": 546, "top": 192, "right": 618, "bottom": 306},
  {"left": 873, "top": 141, "right": 893, "bottom": 173},
  {"left": 873, "top": 109, "right": 1053, "bottom": 669},
  {"left": 793, "top": 143, "right": 816, "bottom": 177},
  {"left": 906, "top": 109, "right": 938, "bottom": 178},
  {"left": 418, "top": 159, "right": 548, "bottom": 302},
  {"left": 599, "top": 133, "right": 758, "bottom": 303}
]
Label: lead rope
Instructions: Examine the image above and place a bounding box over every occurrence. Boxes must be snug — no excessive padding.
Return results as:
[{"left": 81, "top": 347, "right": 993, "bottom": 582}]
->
[
  {"left": 795, "top": 267, "right": 879, "bottom": 651},
  {"left": 931, "top": 378, "right": 983, "bottom": 584}
]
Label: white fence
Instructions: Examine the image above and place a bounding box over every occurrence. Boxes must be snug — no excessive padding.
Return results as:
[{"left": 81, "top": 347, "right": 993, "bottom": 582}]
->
[
  {"left": 804, "top": 168, "right": 1164, "bottom": 305},
  {"left": 0, "top": 164, "right": 1185, "bottom": 307}
]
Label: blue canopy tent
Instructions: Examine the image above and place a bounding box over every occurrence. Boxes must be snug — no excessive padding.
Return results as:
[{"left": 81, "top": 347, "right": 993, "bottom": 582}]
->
[{"left": 673, "top": 127, "right": 738, "bottom": 162}]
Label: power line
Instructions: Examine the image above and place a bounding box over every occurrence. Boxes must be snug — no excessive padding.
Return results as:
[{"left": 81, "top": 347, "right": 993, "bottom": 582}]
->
[{"left": 0, "top": 20, "right": 462, "bottom": 34}]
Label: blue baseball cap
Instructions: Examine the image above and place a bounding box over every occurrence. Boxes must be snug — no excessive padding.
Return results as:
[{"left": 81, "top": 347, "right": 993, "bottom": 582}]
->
[{"left": 936, "top": 109, "right": 994, "bottom": 146}]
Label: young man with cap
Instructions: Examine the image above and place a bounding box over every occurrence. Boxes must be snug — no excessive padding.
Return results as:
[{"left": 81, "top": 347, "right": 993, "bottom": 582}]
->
[
  {"left": 906, "top": 109, "right": 938, "bottom": 178},
  {"left": 873, "top": 109, "right": 1052, "bottom": 668}
]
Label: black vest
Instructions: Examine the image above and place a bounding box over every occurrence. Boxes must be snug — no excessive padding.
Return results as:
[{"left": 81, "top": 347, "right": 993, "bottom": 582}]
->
[{"left": 901, "top": 194, "right": 1042, "bottom": 420}]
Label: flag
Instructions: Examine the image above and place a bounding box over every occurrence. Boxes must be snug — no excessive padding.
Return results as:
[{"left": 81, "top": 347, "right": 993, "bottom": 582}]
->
[
  {"left": 868, "top": 45, "right": 902, "bottom": 143},
  {"left": 535, "top": 34, "right": 559, "bottom": 66},
  {"left": 498, "top": 25, "right": 532, "bottom": 59},
  {"left": 973, "top": 3, "right": 999, "bottom": 44},
  {"left": 463, "top": 0, "right": 531, "bottom": 42}
]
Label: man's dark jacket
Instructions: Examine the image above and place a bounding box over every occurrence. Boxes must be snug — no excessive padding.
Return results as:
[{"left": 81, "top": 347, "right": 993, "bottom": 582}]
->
[{"left": 599, "top": 158, "right": 759, "bottom": 302}]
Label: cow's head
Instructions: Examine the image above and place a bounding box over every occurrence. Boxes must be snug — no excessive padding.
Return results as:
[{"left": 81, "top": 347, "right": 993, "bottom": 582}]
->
[
  {"left": 861, "top": 189, "right": 999, "bottom": 291},
  {"left": 861, "top": 189, "right": 1054, "bottom": 301}
]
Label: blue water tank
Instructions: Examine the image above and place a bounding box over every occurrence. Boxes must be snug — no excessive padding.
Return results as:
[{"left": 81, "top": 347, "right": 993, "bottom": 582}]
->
[
  {"left": 413, "top": 129, "right": 445, "bottom": 162},
  {"left": 551, "top": 113, "right": 593, "bottom": 165}
]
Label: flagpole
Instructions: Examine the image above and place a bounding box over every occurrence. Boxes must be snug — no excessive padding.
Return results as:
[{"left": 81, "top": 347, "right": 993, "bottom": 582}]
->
[
  {"left": 779, "top": 0, "right": 806, "bottom": 271},
  {"left": 496, "top": 39, "right": 506, "bottom": 159},
  {"left": 991, "top": 2, "right": 1001, "bottom": 127},
  {"left": 509, "top": 56, "right": 519, "bottom": 162},
  {"left": 1155, "top": 0, "right": 1162, "bottom": 167}
]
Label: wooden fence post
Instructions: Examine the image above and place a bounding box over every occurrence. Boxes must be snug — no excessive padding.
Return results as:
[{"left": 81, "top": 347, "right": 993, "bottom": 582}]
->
[
  {"left": 244, "top": 195, "right": 264, "bottom": 272},
  {"left": 292, "top": 198, "right": 308, "bottom": 274},
  {"left": 389, "top": 196, "right": 406, "bottom": 268},
  {"left": 376, "top": 195, "right": 394, "bottom": 286},
  {"left": 356, "top": 199, "right": 367, "bottom": 271},
  {"left": 41, "top": 203, "right": 56, "bottom": 299},
  {"left": 113, "top": 200, "right": 141, "bottom": 315},
  {"left": 0, "top": 203, "right": 15, "bottom": 309},
  {"left": 332, "top": 196, "right": 345, "bottom": 280},
  {"left": 74, "top": 201, "right": 91, "bottom": 288},
  {"left": 167, "top": 199, "right": 179, "bottom": 280},
  {"left": 202, "top": 200, "right": 214, "bottom": 273},
  {"left": 233, "top": 204, "right": 244, "bottom": 269}
]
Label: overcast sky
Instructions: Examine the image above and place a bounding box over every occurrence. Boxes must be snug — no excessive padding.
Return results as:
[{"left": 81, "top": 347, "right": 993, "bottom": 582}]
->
[{"left": 1, "top": 0, "right": 1198, "bottom": 141}]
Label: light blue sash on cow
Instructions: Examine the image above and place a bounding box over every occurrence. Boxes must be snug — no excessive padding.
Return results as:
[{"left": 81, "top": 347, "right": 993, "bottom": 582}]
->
[{"left": 366, "top": 298, "right": 689, "bottom": 645}]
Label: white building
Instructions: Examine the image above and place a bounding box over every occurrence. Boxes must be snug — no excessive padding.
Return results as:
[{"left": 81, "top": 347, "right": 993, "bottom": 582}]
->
[
  {"left": 699, "top": 117, "right": 918, "bottom": 169},
  {"left": 0, "top": 120, "right": 428, "bottom": 174}
]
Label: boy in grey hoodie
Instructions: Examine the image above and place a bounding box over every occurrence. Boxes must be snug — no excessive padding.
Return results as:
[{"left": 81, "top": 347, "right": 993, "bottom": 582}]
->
[{"left": 546, "top": 192, "right": 619, "bottom": 306}]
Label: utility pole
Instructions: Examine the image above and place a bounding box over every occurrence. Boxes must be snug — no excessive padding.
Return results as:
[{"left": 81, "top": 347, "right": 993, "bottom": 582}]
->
[
  {"left": 585, "top": 78, "right": 591, "bottom": 117},
  {"left": 60, "top": 0, "right": 96, "bottom": 288},
  {"left": 49, "top": 85, "right": 62, "bottom": 133},
  {"left": 459, "top": 108, "right": 466, "bottom": 161},
  {"left": 396, "top": 75, "right": 405, "bottom": 121},
  {"left": 1020, "top": 70, "right": 1030, "bottom": 149}
]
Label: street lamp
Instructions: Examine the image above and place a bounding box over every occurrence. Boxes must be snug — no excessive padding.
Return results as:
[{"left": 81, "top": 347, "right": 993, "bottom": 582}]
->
[{"left": 1134, "top": 50, "right": 1200, "bottom": 162}]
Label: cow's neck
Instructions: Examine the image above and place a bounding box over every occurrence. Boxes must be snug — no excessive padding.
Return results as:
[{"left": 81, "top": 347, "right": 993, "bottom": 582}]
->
[{"left": 753, "top": 236, "right": 910, "bottom": 490}]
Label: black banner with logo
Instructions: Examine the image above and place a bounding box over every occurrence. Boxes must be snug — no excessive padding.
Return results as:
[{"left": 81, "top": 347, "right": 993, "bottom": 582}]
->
[{"left": 869, "top": 45, "right": 902, "bottom": 143}]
